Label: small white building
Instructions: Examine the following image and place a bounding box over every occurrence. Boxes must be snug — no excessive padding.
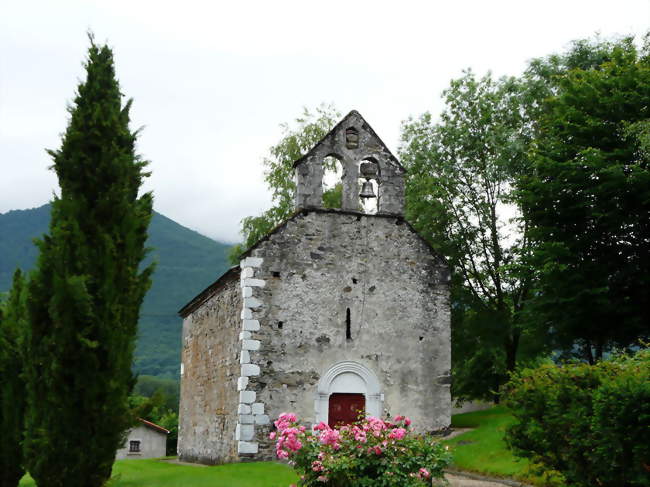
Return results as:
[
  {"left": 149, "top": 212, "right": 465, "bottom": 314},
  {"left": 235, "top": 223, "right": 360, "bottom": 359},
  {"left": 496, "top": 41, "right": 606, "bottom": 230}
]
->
[{"left": 115, "top": 418, "right": 169, "bottom": 460}]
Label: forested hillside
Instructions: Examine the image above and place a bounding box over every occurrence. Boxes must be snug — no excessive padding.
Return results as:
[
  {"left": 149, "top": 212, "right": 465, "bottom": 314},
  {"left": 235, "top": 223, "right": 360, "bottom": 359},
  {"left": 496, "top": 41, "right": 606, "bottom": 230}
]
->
[{"left": 0, "top": 204, "right": 231, "bottom": 377}]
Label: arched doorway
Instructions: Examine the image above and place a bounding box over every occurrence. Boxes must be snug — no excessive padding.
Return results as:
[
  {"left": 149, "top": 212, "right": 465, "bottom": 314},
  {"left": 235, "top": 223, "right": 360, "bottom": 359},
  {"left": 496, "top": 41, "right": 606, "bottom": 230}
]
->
[{"left": 314, "top": 361, "right": 382, "bottom": 426}]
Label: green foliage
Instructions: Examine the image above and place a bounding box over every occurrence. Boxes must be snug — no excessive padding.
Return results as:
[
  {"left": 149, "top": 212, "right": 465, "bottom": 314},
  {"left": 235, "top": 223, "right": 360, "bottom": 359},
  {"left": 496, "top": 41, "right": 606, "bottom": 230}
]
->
[
  {"left": 133, "top": 375, "right": 179, "bottom": 412},
  {"left": 23, "top": 36, "right": 154, "bottom": 487},
  {"left": 0, "top": 205, "right": 231, "bottom": 378},
  {"left": 520, "top": 35, "right": 650, "bottom": 361},
  {"left": 229, "top": 104, "right": 340, "bottom": 262},
  {"left": 505, "top": 348, "right": 650, "bottom": 487},
  {"left": 322, "top": 183, "right": 343, "bottom": 209},
  {"left": 400, "top": 71, "right": 541, "bottom": 402},
  {"left": 20, "top": 461, "right": 299, "bottom": 487},
  {"left": 0, "top": 270, "right": 27, "bottom": 487}
]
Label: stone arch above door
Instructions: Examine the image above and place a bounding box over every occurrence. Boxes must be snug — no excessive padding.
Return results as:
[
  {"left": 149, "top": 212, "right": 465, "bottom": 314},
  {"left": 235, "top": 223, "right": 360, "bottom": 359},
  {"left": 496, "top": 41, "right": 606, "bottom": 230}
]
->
[{"left": 314, "top": 361, "right": 382, "bottom": 424}]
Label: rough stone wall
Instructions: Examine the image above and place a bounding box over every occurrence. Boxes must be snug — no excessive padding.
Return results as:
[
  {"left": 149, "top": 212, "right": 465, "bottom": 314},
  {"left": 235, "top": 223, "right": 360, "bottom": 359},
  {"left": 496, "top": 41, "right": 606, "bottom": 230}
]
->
[
  {"left": 245, "top": 210, "right": 450, "bottom": 460},
  {"left": 177, "top": 273, "right": 241, "bottom": 464}
]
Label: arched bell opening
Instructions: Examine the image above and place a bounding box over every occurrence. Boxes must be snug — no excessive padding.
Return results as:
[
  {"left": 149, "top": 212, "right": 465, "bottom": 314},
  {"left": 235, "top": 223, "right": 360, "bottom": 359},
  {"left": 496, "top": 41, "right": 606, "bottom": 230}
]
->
[
  {"left": 358, "top": 158, "right": 379, "bottom": 214},
  {"left": 322, "top": 154, "right": 343, "bottom": 209}
]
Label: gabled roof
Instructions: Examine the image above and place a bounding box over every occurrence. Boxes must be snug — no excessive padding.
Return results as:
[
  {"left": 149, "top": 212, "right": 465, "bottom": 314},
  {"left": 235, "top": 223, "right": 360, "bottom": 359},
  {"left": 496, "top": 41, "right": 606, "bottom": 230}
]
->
[
  {"left": 292, "top": 110, "right": 405, "bottom": 172},
  {"left": 137, "top": 418, "right": 170, "bottom": 434}
]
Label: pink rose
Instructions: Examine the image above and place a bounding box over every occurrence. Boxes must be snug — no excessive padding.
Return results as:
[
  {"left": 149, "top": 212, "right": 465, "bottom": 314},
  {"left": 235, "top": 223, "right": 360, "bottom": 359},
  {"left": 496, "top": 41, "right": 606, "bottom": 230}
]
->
[{"left": 388, "top": 427, "right": 406, "bottom": 440}]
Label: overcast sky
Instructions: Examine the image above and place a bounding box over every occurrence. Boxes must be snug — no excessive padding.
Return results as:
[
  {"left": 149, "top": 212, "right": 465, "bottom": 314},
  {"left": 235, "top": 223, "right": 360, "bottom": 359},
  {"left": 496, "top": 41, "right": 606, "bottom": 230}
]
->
[{"left": 1, "top": 1, "right": 648, "bottom": 243}]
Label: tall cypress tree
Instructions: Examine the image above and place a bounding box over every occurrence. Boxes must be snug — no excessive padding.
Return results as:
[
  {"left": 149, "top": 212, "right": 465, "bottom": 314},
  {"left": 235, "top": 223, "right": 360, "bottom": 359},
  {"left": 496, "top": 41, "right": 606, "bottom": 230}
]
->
[
  {"left": 0, "top": 270, "right": 27, "bottom": 487},
  {"left": 24, "top": 37, "right": 153, "bottom": 487}
]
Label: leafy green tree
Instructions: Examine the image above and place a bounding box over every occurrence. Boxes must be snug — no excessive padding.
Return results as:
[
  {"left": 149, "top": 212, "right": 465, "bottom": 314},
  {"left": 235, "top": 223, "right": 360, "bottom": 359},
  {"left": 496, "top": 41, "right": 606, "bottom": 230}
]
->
[
  {"left": 520, "top": 35, "right": 650, "bottom": 362},
  {"left": 229, "top": 104, "right": 340, "bottom": 263},
  {"left": 0, "top": 270, "right": 27, "bottom": 487},
  {"left": 24, "top": 36, "right": 153, "bottom": 487},
  {"left": 400, "top": 72, "right": 542, "bottom": 402}
]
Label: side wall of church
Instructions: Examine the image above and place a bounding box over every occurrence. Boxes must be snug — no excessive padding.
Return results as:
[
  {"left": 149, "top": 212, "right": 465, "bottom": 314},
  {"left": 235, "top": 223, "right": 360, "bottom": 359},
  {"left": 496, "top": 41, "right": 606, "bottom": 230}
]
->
[
  {"left": 242, "top": 210, "right": 450, "bottom": 459},
  {"left": 178, "top": 273, "right": 241, "bottom": 464}
]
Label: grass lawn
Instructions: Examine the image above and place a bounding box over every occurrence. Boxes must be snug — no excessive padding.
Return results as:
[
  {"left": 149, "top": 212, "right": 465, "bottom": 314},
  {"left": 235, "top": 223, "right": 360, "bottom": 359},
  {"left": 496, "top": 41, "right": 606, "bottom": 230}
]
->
[
  {"left": 19, "top": 459, "right": 298, "bottom": 487},
  {"left": 443, "top": 406, "right": 562, "bottom": 486}
]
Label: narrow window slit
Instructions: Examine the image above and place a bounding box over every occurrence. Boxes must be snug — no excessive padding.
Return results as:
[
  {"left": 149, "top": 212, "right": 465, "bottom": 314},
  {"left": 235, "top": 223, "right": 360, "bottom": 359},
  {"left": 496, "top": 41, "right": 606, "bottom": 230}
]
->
[
  {"left": 346, "top": 308, "right": 352, "bottom": 340},
  {"left": 277, "top": 321, "right": 284, "bottom": 329}
]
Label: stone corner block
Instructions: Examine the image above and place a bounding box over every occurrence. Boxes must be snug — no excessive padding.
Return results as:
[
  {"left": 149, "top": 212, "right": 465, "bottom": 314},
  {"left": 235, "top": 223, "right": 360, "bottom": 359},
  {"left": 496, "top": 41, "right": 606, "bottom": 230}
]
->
[
  {"left": 251, "top": 402, "right": 265, "bottom": 415},
  {"left": 241, "top": 363, "right": 260, "bottom": 377},
  {"left": 242, "top": 319, "right": 260, "bottom": 331},
  {"left": 241, "top": 279, "right": 266, "bottom": 289},
  {"left": 239, "top": 390, "right": 256, "bottom": 404},
  {"left": 243, "top": 297, "right": 264, "bottom": 309},
  {"left": 242, "top": 339, "right": 261, "bottom": 351},
  {"left": 254, "top": 414, "right": 270, "bottom": 425},
  {"left": 239, "top": 350, "right": 250, "bottom": 364},
  {"left": 237, "top": 376, "right": 249, "bottom": 391},
  {"left": 240, "top": 257, "right": 263, "bottom": 268},
  {"left": 240, "top": 267, "right": 254, "bottom": 279},
  {"left": 241, "top": 308, "right": 252, "bottom": 320},
  {"left": 235, "top": 423, "right": 255, "bottom": 441},
  {"left": 239, "top": 414, "right": 255, "bottom": 424},
  {"left": 238, "top": 441, "right": 259, "bottom": 454},
  {"left": 238, "top": 403, "right": 251, "bottom": 414}
]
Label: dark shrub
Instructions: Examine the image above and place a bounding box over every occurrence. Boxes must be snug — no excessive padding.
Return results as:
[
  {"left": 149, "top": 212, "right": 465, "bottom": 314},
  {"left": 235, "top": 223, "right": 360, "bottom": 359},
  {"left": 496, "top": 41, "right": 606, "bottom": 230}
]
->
[{"left": 504, "top": 348, "right": 650, "bottom": 487}]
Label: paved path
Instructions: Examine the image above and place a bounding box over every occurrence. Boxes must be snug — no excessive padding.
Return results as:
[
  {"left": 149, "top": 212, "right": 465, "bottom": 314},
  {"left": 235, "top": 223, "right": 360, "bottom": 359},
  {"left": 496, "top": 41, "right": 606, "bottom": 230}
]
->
[
  {"left": 442, "top": 471, "right": 531, "bottom": 487},
  {"left": 445, "top": 472, "right": 518, "bottom": 486}
]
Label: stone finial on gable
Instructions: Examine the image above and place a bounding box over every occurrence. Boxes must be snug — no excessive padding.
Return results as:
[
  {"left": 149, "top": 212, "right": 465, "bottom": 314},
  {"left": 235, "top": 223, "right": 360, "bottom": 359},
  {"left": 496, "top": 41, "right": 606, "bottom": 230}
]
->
[{"left": 293, "top": 110, "right": 405, "bottom": 215}]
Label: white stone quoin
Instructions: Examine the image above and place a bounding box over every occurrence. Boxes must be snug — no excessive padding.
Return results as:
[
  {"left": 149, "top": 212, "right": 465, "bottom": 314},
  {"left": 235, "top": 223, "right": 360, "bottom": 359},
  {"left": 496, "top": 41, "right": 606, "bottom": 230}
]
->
[
  {"left": 235, "top": 257, "right": 266, "bottom": 455},
  {"left": 239, "top": 390, "right": 256, "bottom": 404},
  {"left": 241, "top": 364, "right": 260, "bottom": 376},
  {"left": 242, "top": 319, "right": 260, "bottom": 331},
  {"left": 238, "top": 441, "right": 259, "bottom": 454}
]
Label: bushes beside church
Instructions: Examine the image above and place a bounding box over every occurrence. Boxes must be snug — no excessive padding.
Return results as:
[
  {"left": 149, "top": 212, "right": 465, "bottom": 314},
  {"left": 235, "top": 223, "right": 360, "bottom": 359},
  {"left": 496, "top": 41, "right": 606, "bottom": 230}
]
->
[{"left": 504, "top": 348, "right": 650, "bottom": 487}]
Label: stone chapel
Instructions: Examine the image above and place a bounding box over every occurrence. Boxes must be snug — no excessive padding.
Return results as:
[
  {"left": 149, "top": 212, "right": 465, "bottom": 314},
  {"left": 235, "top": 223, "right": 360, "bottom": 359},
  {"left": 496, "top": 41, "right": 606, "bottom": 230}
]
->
[{"left": 177, "top": 110, "right": 451, "bottom": 464}]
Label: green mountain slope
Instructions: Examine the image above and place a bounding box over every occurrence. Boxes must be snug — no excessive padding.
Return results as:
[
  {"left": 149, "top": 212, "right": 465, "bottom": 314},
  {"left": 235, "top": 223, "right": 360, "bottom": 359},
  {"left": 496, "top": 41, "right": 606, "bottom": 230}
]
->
[{"left": 0, "top": 204, "right": 231, "bottom": 378}]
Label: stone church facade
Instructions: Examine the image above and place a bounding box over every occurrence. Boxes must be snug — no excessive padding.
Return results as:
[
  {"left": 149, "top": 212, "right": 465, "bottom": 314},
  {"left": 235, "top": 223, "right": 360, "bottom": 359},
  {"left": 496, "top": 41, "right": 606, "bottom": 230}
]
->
[{"left": 177, "top": 111, "right": 451, "bottom": 464}]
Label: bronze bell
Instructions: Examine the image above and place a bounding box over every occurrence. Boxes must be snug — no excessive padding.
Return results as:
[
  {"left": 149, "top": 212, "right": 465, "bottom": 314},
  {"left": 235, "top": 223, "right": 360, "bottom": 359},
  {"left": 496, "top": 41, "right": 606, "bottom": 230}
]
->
[{"left": 359, "top": 179, "right": 376, "bottom": 199}]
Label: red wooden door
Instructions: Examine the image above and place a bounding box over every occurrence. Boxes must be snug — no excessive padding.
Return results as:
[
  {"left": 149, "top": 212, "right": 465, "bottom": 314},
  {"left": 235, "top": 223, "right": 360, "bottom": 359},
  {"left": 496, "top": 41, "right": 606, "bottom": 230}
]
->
[{"left": 328, "top": 393, "right": 365, "bottom": 428}]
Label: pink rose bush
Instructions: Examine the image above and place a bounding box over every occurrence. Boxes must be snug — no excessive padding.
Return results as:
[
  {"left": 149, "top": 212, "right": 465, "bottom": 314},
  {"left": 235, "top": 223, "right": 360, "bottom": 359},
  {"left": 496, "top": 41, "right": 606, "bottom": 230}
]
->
[{"left": 272, "top": 413, "right": 451, "bottom": 486}]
